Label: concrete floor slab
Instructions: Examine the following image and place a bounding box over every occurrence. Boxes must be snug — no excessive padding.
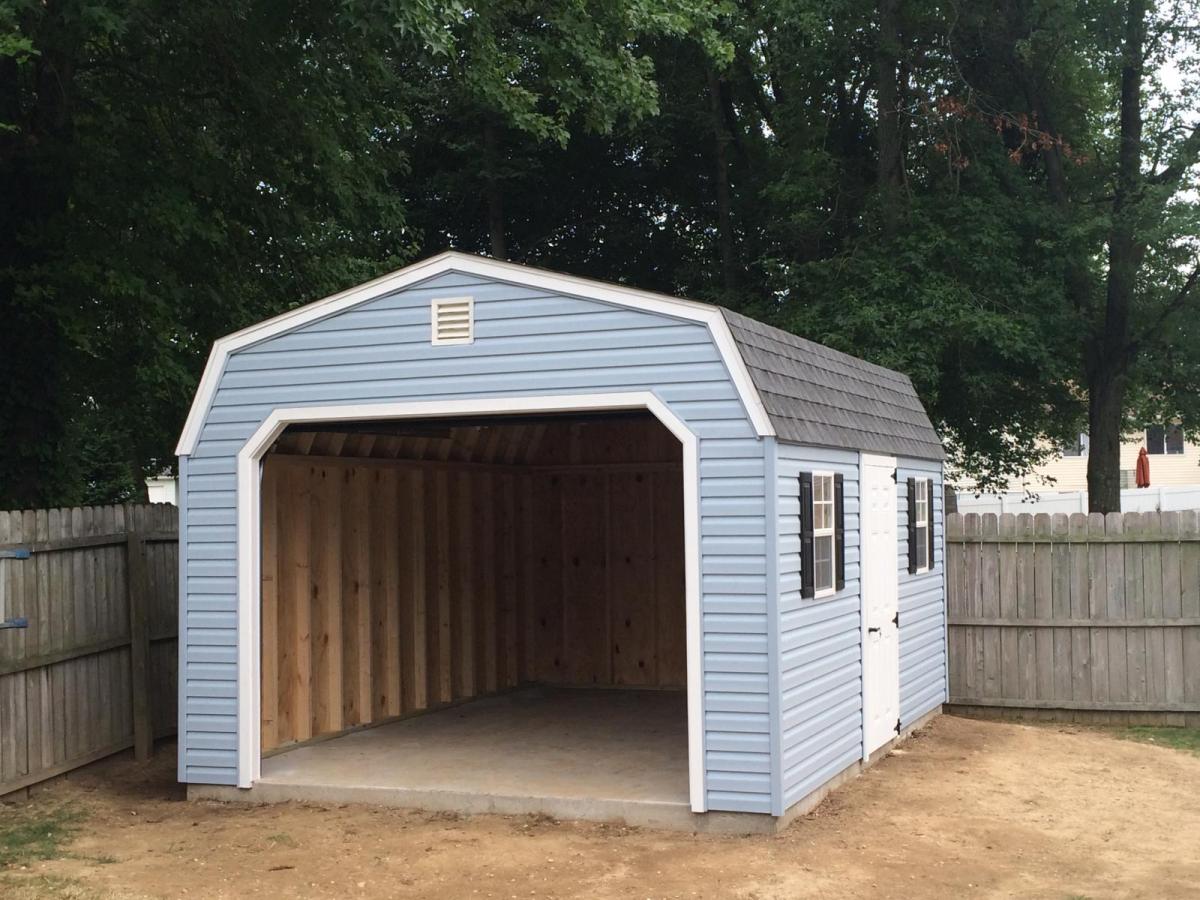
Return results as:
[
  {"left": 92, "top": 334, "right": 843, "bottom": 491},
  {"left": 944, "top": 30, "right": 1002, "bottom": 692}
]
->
[
  {"left": 265, "top": 686, "right": 689, "bottom": 802},
  {"left": 190, "top": 688, "right": 777, "bottom": 831}
]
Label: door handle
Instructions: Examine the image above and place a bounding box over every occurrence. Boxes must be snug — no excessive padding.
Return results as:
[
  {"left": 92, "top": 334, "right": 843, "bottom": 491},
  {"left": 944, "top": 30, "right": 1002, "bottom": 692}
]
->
[{"left": 868, "top": 626, "right": 881, "bottom": 634}]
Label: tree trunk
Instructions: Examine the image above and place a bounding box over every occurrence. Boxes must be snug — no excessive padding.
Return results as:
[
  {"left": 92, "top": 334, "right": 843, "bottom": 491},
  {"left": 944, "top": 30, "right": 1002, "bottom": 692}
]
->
[
  {"left": 1086, "top": 372, "right": 1126, "bottom": 513},
  {"left": 706, "top": 67, "right": 736, "bottom": 292},
  {"left": 482, "top": 122, "right": 507, "bottom": 260},
  {"left": 1084, "top": 0, "right": 1147, "bottom": 514},
  {"left": 875, "top": 0, "right": 904, "bottom": 237},
  {"left": 128, "top": 453, "right": 150, "bottom": 504}
]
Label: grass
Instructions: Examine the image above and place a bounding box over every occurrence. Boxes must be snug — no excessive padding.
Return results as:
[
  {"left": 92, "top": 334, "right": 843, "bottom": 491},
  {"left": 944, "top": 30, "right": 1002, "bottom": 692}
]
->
[
  {"left": 0, "top": 803, "right": 126, "bottom": 899},
  {"left": 0, "top": 804, "right": 84, "bottom": 869},
  {"left": 0, "top": 873, "right": 103, "bottom": 900},
  {"left": 1119, "top": 726, "right": 1200, "bottom": 756}
]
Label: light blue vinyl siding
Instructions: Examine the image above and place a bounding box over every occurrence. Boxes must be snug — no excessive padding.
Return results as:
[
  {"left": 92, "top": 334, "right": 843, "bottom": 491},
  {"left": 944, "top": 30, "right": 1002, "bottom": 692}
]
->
[
  {"left": 896, "top": 460, "right": 948, "bottom": 726},
  {"left": 181, "top": 270, "right": 771, "bottom": 812},
  {"left": 774, "top": 444, "right": 863, "bottom": 811}
]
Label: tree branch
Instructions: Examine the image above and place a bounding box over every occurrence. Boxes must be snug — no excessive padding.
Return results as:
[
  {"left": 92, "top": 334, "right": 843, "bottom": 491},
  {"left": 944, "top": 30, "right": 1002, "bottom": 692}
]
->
[
  {"left": 1148, "top": 120, "right": 1200, "bottom": 186},
  {"left": 1131, "top": 260, "right": 1200, "bottom": 350}
]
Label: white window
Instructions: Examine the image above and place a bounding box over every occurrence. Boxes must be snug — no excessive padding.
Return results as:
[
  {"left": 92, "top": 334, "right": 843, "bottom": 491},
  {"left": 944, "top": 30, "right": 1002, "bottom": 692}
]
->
[
  {"left": 1145, "top": 424, "right": 1184, "bottom": 455},
  {"left": 914, "top": 479, "right": 929, "bottom": 573},
  {"left": 1062, "top": 433, "right": 1088, "bottom": 457},
  {"left": 1146, "top": 425, "right": 1164, "bottom": 455},
  {"left": 813, "top": 472, "right": 836, "bottom": 596}
]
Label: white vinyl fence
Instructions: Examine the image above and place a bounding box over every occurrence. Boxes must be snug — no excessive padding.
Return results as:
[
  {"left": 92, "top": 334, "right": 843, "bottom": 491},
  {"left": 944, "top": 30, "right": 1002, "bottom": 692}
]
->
[{"left": 954, "top": 485, "right": 1200, "bottom": 516}]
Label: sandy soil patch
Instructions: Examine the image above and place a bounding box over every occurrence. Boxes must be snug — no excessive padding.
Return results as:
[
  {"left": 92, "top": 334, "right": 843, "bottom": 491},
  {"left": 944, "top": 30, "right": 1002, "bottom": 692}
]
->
[{"left": 3, "top": 714, "right": 1198, "bottom": 899}]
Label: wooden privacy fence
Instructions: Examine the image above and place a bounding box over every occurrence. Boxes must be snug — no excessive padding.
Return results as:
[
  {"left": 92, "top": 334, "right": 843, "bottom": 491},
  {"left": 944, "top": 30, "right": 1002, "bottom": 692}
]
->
[
  {"left": 0, "top": 504, "right": 178, "bottom": 796},
  {"left": 946, "top": 511, "right": 1200, "bottom": 723}
]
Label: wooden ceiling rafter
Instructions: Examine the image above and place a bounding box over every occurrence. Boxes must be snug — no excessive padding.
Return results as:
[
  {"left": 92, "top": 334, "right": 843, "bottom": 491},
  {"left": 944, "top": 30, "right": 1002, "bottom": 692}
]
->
[{"left": 267, "top": 414, "right": 682, "bottom": 468}]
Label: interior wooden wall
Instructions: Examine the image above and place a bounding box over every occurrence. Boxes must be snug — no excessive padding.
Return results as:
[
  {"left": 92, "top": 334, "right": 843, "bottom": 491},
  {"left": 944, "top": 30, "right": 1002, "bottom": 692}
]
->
[
  {"left": 531, "top": 469, "right": 686, "bottom": 687},
  {"left": 260, "top": 451, "right": 685, "bottom": 753}
]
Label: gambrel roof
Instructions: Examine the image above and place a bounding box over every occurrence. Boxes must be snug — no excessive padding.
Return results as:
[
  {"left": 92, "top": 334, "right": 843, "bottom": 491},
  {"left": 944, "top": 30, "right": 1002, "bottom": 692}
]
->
[
  {"left": 721, "top": 309, "right": 945, "bottom": 461},
  {"left": 177, "top": 252, "right": 944, "bottom": 461}
]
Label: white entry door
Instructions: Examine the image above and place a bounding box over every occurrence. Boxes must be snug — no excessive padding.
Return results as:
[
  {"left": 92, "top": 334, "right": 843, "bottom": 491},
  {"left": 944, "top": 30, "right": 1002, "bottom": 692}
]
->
[{"left": 861, "top": 454, "right": 900, "bottom": 758}]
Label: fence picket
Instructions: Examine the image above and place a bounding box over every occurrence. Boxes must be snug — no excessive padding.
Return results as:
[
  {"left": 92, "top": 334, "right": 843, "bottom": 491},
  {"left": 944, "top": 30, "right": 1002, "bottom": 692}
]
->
[
  {"left": 1068, "top": 513, "right": 1091, "bottom": 702},
  {"left": 1049, "top": 514, "right": 1071, "bottom": 702},
  {"left": 1124, "top": 513, "right": 1147, "bottom": 703},
  {"left": 997, "top": 514, "right": 1017, "bottom": 700}
]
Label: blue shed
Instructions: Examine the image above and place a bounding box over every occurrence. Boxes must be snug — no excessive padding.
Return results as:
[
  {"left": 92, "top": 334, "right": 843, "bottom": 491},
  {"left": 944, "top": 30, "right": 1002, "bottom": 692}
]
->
[{"left": 176, "top": 252, "right": 946, "bottom": 831}]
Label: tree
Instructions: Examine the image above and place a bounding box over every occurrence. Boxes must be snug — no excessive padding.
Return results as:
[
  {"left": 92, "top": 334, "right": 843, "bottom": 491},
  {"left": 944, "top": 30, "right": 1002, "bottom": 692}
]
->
[
  {"left": 396, "top": 0, "right": 730, "bottom": 261},
  {"left": 0, "top": 0, "right": 456, "bottom": 506},
  {"left": 4, "top": 0, "right": 1199, "bottom": 510},
  {"left": 944, "top": 0, "right": 1200, "bottom": 510}
]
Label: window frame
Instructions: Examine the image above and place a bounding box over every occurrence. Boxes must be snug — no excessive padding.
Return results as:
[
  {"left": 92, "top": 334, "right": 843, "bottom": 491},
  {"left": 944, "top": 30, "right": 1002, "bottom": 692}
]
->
[
  {"left": 1146, "top": 425, "right": 1165, "bottom": 455},
  {"left": 914, "top": 479, "right": 930, "bottom": 575},
  {"left": 811, "top": 471, "right": 837, "bottom": 598},
  {"left": 1166, "top": 423, "right": 1185, "bottom": 455},
  {"left": 1062, "top": 433, "right": 1088, "bottom": 457}
]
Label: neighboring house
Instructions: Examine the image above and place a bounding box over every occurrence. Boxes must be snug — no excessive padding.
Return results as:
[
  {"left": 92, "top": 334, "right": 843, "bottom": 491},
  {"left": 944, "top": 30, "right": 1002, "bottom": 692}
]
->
[
  {"left": 145, "top": 474, "right": 178, "bottom": 505},
  {"left": 1017, "top": 424, "right": 1197, "bottom": 492},
  {"left": 174, "top": 251, "right": 947, "bottom": 832},
  {"left": 951, "top": 424, "right": 1200, "bottom": 514}
]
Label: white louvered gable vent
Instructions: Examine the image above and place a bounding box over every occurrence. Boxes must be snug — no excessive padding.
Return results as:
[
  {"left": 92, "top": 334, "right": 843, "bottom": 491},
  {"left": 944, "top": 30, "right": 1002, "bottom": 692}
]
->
[{"left": 431, "top": 297, "right": 474, "bottom": 345}]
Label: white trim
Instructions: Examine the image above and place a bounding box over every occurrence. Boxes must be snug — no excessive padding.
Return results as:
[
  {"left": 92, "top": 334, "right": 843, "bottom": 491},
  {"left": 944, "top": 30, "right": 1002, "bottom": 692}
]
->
[
  {"left": 859, "top": 452, "right": 898, "bottom": 762},
  {"left": 430, "top": 296, "right": 474, "bottom": 345},
  {"left": 233, "top": 392, "right": 708, "bottom": 813},
  {"left": 811, "top": 470, "right": 837, "bottom": 599},
  {"left": 914, "top": 478, "right": 930, "bottom": 575},
  {"left": 177, "top": 251, "right": 775, "bottom": 455},
  {"left": 860, "top": 453, "right": 897, "bottom": 468}
]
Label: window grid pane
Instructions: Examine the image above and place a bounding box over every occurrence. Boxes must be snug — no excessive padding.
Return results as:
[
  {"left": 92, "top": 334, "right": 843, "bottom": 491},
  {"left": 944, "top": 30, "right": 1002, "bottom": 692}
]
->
[
  {"left": 1147, "top": 425, "right": 1165, "bottom": 455},
  {"left": 811, "top": 474, "right": 836, "bottom": 594},
  {"left": 814, "top": 535, "right": 834, "bottom": 592},
  {"left": 1167, "top": 424, "right": 1185, "bottom": 455}
]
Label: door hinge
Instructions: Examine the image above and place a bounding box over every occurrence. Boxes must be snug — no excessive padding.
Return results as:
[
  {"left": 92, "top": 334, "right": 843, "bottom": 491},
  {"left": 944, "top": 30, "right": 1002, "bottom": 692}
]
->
[
  {"left": 890, "top": 469, "right": 897, "bottom": 483},
  {"left": 892, "top": 611, "right": 899, "bottom": 627},
  {"left": 895, "top": 718, "right": 902, "bottom": 735}
]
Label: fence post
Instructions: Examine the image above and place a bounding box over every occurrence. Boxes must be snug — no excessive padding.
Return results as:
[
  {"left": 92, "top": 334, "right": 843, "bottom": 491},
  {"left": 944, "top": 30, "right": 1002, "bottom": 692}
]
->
[{"left": 125, "top": 511, "right": 153, "bottom": 761}]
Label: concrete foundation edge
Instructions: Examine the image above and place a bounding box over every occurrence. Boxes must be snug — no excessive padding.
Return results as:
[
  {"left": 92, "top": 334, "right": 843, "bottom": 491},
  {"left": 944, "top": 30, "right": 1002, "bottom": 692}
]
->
[
  {"left": 188, "top": 782, "right": 779, "bottom": 835},
  {"left": 188, "top": 705, "right": 944, "bottom": 836}
]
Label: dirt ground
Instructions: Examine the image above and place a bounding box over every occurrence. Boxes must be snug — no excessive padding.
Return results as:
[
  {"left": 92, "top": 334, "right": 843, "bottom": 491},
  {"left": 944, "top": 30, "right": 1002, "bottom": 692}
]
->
[{"left": 4, "top": 714, "right": 1200, "bottom": 899}]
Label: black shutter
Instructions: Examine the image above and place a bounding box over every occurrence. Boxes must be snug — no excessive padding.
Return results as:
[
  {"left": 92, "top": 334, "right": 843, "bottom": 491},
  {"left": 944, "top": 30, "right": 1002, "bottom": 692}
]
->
[
  {"left": 906, "top": 476, "right": 919, "bottom": 574},
  {"left": 799, "top": 472, "right": 815, "bottom": 599},
  {"left": 834, "top": 473, "right": 845, "bottom": 591},
  {"left": 926, "top": 479, "right": 936, "bottom": 570}
]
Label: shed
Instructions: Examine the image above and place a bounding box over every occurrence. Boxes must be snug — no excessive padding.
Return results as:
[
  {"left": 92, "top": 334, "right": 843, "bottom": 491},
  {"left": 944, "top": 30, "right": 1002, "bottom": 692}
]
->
[{"left": 176, "top": 252, "right": 947, "bottom": 832}]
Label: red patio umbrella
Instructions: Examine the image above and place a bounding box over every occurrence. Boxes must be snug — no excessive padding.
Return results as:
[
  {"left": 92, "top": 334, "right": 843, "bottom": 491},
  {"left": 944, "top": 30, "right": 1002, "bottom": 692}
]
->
[{"left": 1136, "top": 446, "right": 1151, "bottom": 488}]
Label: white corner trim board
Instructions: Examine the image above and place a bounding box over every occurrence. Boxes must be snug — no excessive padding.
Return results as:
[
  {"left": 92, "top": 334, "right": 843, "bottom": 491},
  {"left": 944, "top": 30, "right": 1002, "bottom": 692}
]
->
[
  {"left": 176, "top": 251, "right": 774, "bottom": 456},
  {"left": 233, "top": 393, "right": 708, "bottom": 813}
]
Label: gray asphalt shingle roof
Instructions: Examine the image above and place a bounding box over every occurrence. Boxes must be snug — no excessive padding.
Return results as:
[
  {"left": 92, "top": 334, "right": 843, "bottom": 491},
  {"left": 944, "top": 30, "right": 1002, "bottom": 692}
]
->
[{"left": 721, "top": 308, "right": 945, "bottom": 461}]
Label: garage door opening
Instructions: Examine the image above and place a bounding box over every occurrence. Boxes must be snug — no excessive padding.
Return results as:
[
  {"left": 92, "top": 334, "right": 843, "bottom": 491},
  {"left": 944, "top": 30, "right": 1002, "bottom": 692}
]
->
[{"left": 254, "top": 409, "right": 691, "bottom": 819}]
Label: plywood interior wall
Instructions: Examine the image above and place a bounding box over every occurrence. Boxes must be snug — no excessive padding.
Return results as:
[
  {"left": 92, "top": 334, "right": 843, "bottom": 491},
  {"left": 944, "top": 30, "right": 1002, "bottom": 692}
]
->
[{"left": 260, "top": 417, "right": 685, "bottom": 754}]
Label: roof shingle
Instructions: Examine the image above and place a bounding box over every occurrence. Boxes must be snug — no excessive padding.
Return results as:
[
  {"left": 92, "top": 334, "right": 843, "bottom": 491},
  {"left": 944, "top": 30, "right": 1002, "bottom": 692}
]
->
[{"left": 720, "top": 308, "right": 945, "bottom": 461}]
